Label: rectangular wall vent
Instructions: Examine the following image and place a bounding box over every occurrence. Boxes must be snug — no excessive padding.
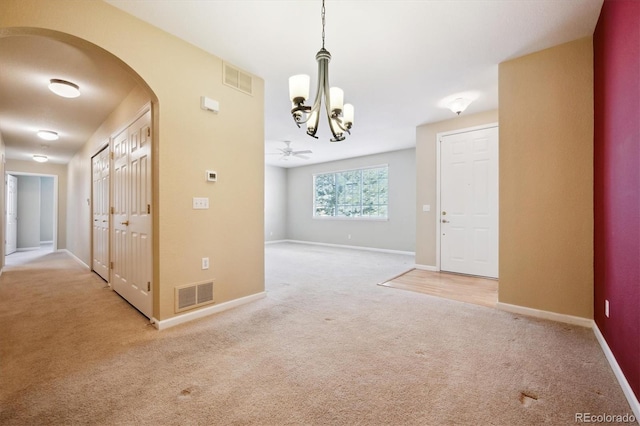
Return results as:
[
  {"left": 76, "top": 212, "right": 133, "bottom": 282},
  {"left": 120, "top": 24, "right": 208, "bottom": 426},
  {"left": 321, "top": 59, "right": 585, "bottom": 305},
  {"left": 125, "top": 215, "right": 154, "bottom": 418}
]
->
[
  {"left": 223, "top": 63, "right": 253, "bottom": 96},
  {"left": 175, "top": 281, "right": 214, "bottom": 313}
]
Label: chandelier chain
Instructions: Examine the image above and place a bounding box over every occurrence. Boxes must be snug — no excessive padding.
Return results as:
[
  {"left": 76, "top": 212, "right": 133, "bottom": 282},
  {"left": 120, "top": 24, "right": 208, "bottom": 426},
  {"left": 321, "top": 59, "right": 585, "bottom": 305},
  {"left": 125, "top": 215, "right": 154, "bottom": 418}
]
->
[{"left": 321, "top": 0, "right": 326, "bottom": 49}]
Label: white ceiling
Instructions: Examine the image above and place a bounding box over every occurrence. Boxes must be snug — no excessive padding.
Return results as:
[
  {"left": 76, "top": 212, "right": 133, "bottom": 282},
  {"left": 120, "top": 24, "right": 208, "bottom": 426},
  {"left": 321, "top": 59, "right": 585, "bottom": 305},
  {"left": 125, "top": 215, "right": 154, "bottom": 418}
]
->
[{"left": 0, "top": 0, "right": 603, "bottom": 167}]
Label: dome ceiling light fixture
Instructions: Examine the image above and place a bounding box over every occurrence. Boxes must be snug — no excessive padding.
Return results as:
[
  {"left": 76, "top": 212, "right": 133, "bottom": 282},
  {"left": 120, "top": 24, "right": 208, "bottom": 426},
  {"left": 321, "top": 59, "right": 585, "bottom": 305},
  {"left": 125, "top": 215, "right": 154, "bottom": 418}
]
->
[
  {"left": 33, "top": 155, "right": 48, "bottom": 163},
  {"left": 37, "top": 130, "right": 59, "bottom": 141},
  {"left": 48, "top": 78, "right": 81, "bottom": 98},
  {"left": 448, "top": 97, "right": 473, "bottom": 115},
  {"left": 289, "top": 0, "right": 354, "bottom": 142}
]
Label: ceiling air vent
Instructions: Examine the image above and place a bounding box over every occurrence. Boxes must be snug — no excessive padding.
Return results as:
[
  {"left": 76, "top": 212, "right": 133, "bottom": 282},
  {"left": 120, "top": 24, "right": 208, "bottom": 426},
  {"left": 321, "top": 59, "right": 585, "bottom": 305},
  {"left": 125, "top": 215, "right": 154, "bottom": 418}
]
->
[
  {"left": 175, "top": 281, "right": 214, "bottom": 313},
  {"left": 223, "top": 62, "right": 253, "bottom": 96}
]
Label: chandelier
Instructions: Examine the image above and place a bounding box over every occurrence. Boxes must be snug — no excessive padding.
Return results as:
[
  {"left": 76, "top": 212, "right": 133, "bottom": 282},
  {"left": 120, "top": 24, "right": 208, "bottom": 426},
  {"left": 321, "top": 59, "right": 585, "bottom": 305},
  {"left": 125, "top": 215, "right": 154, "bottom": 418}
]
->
[{"left": 288, "top": 0, "right": 354, "bottom": 142}]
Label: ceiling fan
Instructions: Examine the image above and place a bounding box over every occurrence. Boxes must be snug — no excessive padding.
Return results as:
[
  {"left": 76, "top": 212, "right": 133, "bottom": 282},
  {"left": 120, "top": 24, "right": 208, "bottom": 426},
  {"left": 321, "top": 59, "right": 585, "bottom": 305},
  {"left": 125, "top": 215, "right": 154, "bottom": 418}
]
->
[{"left": 267, "top": 141, "right": 312, "bottom": 160}]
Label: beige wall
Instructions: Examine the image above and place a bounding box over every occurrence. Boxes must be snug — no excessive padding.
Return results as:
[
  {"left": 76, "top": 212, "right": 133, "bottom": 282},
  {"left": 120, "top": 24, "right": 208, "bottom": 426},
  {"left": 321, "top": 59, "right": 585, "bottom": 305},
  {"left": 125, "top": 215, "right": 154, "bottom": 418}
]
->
[
  {"left": 1, "top": 0, "right": 265, "bottom": 321},
  {"left": 415, "top": 110, "right": 499, "bottom": 267},
  {"left": 5, "top": 159, "right": 68, "bottom": 251},
  {"left": 0, "top": 133, "right": 5, "bottom": 269},
  {"left": 498, "top": 37, "right": 593, "bottom": 318}
]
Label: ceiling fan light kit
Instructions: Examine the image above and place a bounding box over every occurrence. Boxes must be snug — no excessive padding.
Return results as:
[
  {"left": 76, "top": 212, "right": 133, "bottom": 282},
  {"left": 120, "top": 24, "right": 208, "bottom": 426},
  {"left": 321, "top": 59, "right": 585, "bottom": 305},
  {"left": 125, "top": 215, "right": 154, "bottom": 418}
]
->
[
  {"left": 268, "top": 141, "right": 313, "bottom": 161},
  {"left": 33, "top": 154, "right": 48, "bottom": 163},
  {"left": 289, "top": 0, "right": 354, "bottom": 142}
]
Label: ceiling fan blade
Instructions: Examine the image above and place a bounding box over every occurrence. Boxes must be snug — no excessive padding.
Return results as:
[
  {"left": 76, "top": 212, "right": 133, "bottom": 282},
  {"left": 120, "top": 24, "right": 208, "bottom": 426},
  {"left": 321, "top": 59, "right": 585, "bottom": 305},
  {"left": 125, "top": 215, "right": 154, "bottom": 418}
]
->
[
  {"left": 292, "top": 150, "right": 312, "bottom": 155},
  {"left": 294, "top": 154, "right": 310, "bottom": 160},
  {"left": 266, "top": 152, "right": 282, "bottom": 156}
]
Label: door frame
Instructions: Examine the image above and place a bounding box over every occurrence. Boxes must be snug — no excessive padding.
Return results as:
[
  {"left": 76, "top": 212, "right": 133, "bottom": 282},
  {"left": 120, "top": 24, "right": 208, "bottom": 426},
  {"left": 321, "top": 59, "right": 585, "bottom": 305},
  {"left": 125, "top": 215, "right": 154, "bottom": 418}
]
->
[
  {"left": 4, "top": 171, "right": 59, "bottom": 253},
  {"left": 435, "top": 122, "right": 498, "bottom": 273}
]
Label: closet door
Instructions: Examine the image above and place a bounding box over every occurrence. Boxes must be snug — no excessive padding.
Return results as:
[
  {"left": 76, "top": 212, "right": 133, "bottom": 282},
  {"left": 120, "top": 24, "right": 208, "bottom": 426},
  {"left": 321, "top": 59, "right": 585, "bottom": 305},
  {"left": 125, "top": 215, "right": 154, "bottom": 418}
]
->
[
  {"left": 92, "top": 147, "right": 110, "bottom": 281},
  {"left": 111, "top": 109, "right": 152, "bottom": 318}
]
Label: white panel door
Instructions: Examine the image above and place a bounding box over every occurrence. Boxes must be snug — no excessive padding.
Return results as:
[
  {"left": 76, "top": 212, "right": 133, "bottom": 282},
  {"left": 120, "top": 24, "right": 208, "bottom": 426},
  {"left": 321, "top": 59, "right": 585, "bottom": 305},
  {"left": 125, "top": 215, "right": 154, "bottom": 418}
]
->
[
  {"left": 92, "top": 147, "right": 110, "bottom": 281},
  {"left": 111, "top": 110, "right": 152, "bottom": 318},
  {"left": 5, "top": 174, "right": 18, "bottom": 255},
  {"left": 440, "top": 126, "right": 498, "bottom": 278}
]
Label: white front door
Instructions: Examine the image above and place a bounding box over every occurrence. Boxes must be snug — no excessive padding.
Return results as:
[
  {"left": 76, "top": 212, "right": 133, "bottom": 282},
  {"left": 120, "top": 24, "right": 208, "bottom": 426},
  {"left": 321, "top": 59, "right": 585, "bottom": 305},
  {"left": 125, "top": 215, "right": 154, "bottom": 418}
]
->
[
  {"left": 440, "top": 126, "right": 498, "bottom": 278},
  {"left": 92, "top": 147, "right": 110, "bottom": 281},
  {"left": 111, "top": 110, "right": 152, "bottom": 318},
  {"left": 5, "top": 174, "right": 17, "bottom": 255}
]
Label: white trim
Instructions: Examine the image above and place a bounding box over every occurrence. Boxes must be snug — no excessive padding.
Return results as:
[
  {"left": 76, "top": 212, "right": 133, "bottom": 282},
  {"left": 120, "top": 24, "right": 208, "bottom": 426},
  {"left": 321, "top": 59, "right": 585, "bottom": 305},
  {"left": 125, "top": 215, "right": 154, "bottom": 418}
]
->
[
  {"left": 283, "top": 239, "right": 415, "bottom": 256},
  {"left": 414, "top": 264, "right": 438, "bottom": 271},
  {"left": 435, "top": 122, "right": 499, "bottom": 273},
  {"left": 151, "top": 291, "right": 266, "bottom": 330},
  {"left": 58, "top": 249, "right": 90, "bottom": 269},
  {"left": 17, "top": 247, "right": 41, "bottom": 252},
  {"left": 6, "top": 171, "right": 59, "bottom": 252},
  {"left": 496, "top": 302, "right": 594, "bottom": 328},
  {"left": 264, "top": 239, "right": 288, "bottom": 245},
  {"left": 593, "top": 323, "right": 640, "bottom": 420}
]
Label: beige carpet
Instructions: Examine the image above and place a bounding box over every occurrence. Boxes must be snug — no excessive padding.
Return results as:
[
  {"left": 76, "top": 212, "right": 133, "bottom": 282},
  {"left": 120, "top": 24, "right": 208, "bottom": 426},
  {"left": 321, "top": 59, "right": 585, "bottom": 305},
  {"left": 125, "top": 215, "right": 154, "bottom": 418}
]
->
[{"left": 0, "top": 243, "right": 634, "bottom": 425}]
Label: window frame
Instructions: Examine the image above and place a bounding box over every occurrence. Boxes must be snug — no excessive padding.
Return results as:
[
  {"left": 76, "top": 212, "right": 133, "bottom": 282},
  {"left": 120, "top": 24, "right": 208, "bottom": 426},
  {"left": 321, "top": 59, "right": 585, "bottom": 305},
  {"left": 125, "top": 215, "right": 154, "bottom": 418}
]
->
[{"left": 312, "top": 164, "right": 389, "bottom": 221}]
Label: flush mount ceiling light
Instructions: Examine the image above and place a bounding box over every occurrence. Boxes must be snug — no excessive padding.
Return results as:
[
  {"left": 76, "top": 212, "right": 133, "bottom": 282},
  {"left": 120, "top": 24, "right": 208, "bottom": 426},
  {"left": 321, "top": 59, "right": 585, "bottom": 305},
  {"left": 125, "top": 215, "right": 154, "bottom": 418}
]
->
[
  {"left": 289, "top": 0, "right": 354, "bottom": 142},
  {"left": 33, "top": 155, "right": 48, "bottom": 163},
  {"left": 48, "top": 79, "right": 80, "bottom": 98},
  {"left": 37, "top": 130, "right": 59, "bottom": 141},
  {"left": 448, "top": 98, "right": 473, "bottom": 115}
]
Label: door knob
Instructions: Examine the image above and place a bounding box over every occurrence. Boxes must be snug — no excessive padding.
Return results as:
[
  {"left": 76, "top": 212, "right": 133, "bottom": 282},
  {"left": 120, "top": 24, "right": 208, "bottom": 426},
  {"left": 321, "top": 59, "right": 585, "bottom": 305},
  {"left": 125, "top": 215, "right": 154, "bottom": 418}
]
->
[
  {"left": 442, "top": 219, "right": 450, "bottom": 223},
  {"left": 121, "top": 221, "right": 129, "bottom": 226}
]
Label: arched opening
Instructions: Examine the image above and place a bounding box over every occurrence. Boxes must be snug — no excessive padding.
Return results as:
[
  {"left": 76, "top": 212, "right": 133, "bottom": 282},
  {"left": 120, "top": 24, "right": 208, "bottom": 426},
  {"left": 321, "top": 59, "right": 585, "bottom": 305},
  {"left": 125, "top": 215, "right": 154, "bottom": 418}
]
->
[{"left": 0, "top": 27, "right": 159, "bottom": 318}]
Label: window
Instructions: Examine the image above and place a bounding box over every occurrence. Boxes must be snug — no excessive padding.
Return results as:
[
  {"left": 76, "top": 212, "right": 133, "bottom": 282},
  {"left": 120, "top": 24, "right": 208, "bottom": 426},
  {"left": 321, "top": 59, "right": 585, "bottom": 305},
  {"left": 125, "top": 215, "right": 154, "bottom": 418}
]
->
[{"left": 313, "top": 165, "right": 388, "bottom": 219}]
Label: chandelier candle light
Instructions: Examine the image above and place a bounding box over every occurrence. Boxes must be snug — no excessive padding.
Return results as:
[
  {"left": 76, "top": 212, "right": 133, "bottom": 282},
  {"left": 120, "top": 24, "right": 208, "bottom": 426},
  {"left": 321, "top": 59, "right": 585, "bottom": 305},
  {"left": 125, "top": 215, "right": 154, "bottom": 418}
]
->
[{"left": 289, "top": 0, "right": 354, "bottom": 142}]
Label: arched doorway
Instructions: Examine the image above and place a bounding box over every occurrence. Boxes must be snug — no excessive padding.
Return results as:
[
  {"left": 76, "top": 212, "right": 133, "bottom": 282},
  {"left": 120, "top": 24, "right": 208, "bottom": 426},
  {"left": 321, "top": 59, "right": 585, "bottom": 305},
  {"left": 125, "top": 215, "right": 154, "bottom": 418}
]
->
[{"left": 0, "top": 28, "right": 159, "bottom": 318}]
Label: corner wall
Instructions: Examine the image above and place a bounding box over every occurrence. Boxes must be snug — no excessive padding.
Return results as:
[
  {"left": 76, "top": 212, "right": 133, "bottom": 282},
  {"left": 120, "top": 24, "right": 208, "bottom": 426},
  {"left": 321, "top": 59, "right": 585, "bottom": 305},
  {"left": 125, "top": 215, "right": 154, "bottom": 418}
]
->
[
  {"left": 498, "top": 37, "right": 594, "bottom": 318},
  {"left": 415, "top": 110, "right": 498, "bottom": 267},
  {"left": 593, "top": 0, "right": 640, "bottom": 400}
]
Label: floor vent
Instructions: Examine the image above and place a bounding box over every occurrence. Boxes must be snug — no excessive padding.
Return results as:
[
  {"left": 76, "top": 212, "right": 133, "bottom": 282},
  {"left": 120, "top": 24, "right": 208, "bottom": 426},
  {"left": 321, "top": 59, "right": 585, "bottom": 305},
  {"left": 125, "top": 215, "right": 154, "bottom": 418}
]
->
[
  {"left": 175, "top": 281, "right": 214, "bottom": 313},
  {"left": 223, "top": 63, "right": 253, "bottom": 95}
]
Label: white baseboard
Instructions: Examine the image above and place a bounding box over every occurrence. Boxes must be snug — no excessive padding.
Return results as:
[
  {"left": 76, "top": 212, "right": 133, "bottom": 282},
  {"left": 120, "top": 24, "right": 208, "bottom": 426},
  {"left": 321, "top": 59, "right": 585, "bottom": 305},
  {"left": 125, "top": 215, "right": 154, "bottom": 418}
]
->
[
  {"left": 592, "top": 323, "right": 640, "bottom": 421},
  {"left": 282, "top": 239, "right": 415, "bottom": 256},
  {"left": 17, "top": 247, "right": 41, "bottom": 252},
  {"left": 58, "top": 249, "right": 90, "bottom": 269},
  {"left": 264, "top": 239, "right": 288, "bottom": 245},
  {"left": 414, "top": 264, "right": 438, "bottom": 271},
  {"left": 151, "top": 291, "right": 267, "bottom": 330},
  {"left": 495, "top": 302, "right": 594, "bottom": 328}
]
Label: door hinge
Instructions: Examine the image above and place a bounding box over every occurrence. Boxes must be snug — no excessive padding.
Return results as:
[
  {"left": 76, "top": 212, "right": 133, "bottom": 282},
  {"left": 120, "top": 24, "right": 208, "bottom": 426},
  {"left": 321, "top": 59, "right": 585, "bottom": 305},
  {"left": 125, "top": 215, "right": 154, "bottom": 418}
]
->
[
  {"left": 110, "top": 206, "right": 114, "bottom": 214},
  {"left": 110, "top": 151, "right": 114, "bottom": 160},
  {"left": 147, "top": 204, "right": 151, "bottom": 214},
  {"left": 110, "top": 261, "right": 114, "bottom": 270},
  {"left": 147, "top": 127, "right": 151, "bottom": 137},
  {"left": 147, "top": 282, "right": 151, "bottom": 292}
]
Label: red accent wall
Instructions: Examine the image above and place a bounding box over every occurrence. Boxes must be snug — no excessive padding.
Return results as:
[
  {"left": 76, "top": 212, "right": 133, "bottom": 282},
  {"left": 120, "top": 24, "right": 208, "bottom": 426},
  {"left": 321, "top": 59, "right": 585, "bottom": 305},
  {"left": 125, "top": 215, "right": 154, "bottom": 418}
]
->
[{"left": 594, "top": 0, "right": 640, "bottom": 400}]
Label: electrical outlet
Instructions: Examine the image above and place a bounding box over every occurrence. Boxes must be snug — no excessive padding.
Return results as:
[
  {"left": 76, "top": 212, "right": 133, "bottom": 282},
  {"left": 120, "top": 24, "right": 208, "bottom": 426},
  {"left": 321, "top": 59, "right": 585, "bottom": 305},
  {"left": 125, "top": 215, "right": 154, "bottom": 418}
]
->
[
  {"left": 193, "top": 197, "right": 209, "bottom": 209},
  {"left": 202, "top": 257, "right": 209, "bottom": 270},
  {"left": 605, "top": 299, "right": 609, "bottom": 318}
]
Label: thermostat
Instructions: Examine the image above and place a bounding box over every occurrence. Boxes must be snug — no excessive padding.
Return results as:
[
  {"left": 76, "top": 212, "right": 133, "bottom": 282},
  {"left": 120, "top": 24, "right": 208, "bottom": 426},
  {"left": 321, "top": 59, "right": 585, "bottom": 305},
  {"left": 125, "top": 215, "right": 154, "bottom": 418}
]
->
[{"left": 206, "top": 170, "right": 218, "bottom": 182}]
